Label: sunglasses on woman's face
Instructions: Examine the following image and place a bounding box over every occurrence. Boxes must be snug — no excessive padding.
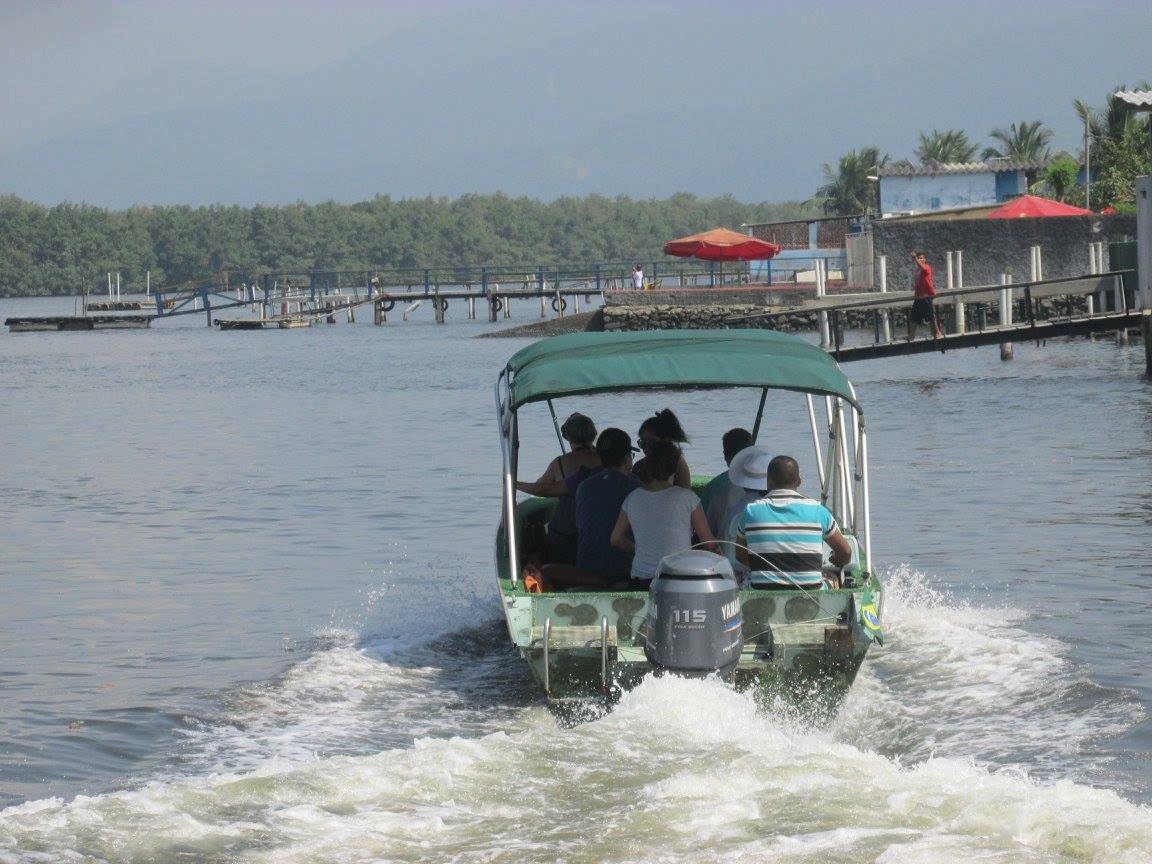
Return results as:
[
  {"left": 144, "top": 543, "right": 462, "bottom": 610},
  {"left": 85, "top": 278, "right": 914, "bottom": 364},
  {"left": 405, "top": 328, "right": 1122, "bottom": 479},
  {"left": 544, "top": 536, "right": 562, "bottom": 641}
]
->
[{"left": 638, "top": 438, "right": 657, "bottom": 452}]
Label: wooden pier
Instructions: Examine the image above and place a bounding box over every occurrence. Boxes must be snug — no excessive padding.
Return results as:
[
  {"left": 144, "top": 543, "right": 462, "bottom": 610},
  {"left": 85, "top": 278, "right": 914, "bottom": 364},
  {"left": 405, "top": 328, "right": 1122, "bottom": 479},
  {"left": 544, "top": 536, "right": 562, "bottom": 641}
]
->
[
  {"left": 827, "top": 310, "right": 1142, "bottom": 362},
  {"left": 727, "top": 271, "right": 1148, "bottom": 369}
]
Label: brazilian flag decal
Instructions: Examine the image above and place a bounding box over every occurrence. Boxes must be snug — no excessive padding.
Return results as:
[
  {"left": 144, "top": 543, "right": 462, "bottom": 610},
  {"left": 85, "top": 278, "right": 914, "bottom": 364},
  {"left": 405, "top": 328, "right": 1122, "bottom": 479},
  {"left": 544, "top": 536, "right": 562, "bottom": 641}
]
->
[{"left": 859, "top": 589, "right": 884, "bottom": 645}]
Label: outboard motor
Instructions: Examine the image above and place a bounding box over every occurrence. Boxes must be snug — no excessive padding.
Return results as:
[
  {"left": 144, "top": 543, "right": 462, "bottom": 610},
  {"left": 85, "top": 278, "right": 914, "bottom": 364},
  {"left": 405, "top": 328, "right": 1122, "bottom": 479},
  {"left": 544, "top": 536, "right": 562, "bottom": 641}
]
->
[{"left": 645, "top": 550, "right": 743, "bottom": 678}]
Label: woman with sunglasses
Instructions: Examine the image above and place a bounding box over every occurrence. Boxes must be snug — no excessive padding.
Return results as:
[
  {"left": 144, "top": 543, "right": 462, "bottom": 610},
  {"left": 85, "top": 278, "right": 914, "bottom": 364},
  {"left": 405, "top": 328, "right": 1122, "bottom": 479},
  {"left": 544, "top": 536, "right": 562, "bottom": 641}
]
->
[
  {"left": 515, "top": 412, "right": 601, "bottom": 564},
  {"left": 633, "top": 408, "right": 692, "bottom": 488}
]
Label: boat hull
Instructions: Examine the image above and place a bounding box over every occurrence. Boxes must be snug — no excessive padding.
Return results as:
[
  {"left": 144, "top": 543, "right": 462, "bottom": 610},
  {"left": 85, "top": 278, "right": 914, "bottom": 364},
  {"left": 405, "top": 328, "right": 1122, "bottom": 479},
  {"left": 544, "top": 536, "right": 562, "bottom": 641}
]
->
[{"left": 500, "top": 582, "right": 880, "bottom": 704}]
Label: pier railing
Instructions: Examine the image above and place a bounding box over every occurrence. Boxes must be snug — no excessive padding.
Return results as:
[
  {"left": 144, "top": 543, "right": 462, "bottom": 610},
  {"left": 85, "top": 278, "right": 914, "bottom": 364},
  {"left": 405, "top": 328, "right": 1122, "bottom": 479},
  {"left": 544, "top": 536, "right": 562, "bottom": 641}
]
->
[{"left": 251, "top": 258, "right": 846, "bottom": 297}]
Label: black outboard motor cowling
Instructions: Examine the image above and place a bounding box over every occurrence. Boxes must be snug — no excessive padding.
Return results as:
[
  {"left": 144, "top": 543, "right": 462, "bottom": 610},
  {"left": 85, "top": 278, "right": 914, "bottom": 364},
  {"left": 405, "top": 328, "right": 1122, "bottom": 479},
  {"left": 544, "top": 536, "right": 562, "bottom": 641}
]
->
[{"left": 645, "top": 550, "right": 743, "bottom": 678}]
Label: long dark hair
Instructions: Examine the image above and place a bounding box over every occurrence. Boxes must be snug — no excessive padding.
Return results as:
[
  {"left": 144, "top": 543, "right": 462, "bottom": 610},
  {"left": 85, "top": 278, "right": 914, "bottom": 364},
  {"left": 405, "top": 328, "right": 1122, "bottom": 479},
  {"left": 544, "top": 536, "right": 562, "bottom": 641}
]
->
[
  {"left": 639, "top": 408, "right": 688, "bottom": 444},
  {"left": 644, "top": 441, "right": 682, "bottom": 481}
]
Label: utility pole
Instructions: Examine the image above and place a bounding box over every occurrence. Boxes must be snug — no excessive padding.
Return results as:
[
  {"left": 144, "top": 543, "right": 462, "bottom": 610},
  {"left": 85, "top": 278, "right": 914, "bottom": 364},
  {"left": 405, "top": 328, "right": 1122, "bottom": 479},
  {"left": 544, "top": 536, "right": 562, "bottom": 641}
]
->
[{"left": 1084, "top": 111, "right": 1092, "bottom": 210}]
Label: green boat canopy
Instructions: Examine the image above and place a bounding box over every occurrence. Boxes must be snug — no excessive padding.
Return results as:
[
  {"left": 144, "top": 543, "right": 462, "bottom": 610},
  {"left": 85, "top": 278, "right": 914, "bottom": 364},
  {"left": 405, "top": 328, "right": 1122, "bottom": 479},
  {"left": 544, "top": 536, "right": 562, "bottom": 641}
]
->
[{"left": 503, "top": 330, "right": 860, "bottom": 411}]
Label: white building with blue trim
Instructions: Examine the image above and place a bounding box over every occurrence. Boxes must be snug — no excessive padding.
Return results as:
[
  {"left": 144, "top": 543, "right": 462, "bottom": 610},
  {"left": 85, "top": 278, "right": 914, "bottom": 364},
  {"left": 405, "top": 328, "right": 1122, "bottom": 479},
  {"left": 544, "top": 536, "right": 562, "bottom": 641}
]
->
[{"left": 877, "top": 158, "right": 1052, "bottom": 216}]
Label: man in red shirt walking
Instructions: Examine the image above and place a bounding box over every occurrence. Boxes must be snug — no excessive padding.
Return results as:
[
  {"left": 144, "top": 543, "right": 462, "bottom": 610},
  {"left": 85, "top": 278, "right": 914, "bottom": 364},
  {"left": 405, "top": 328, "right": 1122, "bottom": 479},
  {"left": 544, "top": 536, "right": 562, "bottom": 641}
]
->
[{"left": 908, "top": 251, "right": 944, "bottom": 341}]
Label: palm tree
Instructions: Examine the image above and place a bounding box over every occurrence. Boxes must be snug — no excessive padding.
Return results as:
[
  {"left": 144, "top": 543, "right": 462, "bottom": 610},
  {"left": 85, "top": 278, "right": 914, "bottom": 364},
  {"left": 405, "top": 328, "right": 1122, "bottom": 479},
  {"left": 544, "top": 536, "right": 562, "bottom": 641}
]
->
[
  {"left": 982, "top": 121, "right": 1053, "bottom": 161},
  {"left": 915, "top": 129, "right": 978, "bottom": 164},
  {"left": 1041, "top": 156, "right": 1079, "bottom": 201},
  {"left": 1075, "top": 82, "right": 1152, "bottom": 208},
  {"left": 813, "top": 147, "right": 888, "bottom": 216}
]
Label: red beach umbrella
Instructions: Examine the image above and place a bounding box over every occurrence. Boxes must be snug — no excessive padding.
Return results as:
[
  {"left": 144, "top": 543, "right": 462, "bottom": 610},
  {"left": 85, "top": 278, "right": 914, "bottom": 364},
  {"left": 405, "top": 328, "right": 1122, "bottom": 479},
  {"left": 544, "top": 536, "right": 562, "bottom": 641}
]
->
[
  {"left": 663, "top": 228, "right": 781, "bottom": 261},
  {"left": 985, "top": 195, "right": 1094, "bottom": 219}
]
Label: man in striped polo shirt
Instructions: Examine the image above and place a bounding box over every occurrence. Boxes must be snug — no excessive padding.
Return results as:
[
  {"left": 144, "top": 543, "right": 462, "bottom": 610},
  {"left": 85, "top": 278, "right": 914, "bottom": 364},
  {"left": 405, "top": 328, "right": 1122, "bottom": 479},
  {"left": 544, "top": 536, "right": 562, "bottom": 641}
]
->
[{"left": 735, "top": 455, "right": 852, "bottom": 589}]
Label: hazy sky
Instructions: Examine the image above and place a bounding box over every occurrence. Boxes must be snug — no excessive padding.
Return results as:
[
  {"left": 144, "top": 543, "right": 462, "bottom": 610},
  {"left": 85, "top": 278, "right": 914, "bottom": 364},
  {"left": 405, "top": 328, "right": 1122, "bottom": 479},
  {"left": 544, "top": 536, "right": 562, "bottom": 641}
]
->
[{"left": 1, "top": 0, "right": 1149, "bottom": 207}]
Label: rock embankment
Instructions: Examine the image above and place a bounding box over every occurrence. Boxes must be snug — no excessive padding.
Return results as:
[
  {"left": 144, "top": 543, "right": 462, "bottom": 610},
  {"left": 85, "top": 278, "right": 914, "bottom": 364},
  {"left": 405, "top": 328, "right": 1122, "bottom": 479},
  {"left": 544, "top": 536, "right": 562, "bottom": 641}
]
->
[
  {"left": 480, "top": 295, "right": 1091, "bottom": 337},
  {"left": 479, "top": 310, "right": 603, "bottom": 338}
]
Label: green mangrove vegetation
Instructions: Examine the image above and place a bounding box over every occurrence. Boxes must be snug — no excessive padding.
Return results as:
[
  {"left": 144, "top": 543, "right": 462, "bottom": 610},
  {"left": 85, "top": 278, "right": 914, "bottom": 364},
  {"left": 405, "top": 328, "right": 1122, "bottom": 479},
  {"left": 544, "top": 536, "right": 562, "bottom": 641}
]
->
[{"left": 0, "top": 193, "right": 817, "bottom": 297}]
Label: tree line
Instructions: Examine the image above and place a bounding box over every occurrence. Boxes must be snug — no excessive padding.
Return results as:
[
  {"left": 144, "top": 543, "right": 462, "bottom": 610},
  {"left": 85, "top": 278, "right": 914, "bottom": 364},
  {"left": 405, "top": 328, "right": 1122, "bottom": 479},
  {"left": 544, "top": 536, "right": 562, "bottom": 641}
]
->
[
  {"left": 0, "top": 193, "right": 817, "bottom": 298},
  {"left": 815, "top": 84, "right": 1152, "bottom": 216}
]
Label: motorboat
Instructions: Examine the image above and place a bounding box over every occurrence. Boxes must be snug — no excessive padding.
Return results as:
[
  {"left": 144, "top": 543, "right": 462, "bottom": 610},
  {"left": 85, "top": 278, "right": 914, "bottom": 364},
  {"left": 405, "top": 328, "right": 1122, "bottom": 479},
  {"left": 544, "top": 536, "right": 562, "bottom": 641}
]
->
[{"left": 494, "top": 330, "right": 883, "bottom": 705}]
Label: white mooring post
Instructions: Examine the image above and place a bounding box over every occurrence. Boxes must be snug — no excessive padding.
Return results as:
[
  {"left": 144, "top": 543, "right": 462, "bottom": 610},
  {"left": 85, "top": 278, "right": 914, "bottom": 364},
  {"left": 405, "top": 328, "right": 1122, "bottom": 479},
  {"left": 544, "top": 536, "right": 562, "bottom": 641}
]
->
[
  {"left": 947, "top": 251, "right": 965, "bottom": 335},
  {"left": 999, "top": 274, "right": 1014, "bottom": 361},
  {"left": 944, "top": 253, "right": 953, "bottom": 327},
  {"left": 1094, "top": 241, "right": 1107, "bottom": 310},
  {"left": 1115, "top": 270, "right": 1129, "bottom": 344},
  {"left": 1087, "top": 243, "right": 1097, "bottom": 315},
  {"left": 877, "top": 254, "right": 891, "bottom": 344},
  {"left": 816, "top": 259, "right": 830, "bottom": 348},
  {"left": 107, "top": 272, "right": 113, "bottom": 298}
]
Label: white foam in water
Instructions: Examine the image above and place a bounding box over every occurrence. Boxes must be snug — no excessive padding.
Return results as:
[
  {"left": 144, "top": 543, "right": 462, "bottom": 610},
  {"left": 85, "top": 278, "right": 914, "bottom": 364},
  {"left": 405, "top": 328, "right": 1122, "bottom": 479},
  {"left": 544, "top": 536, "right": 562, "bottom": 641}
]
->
[
  {"left": 3, "top": 567, "right": 1150, "bottom": 862},
  {"left": 3, "top": 674, "right": 1152, "bottom": 863},
  {"left": 836, "top": 565, "right": 1145, "bottom": 787}
]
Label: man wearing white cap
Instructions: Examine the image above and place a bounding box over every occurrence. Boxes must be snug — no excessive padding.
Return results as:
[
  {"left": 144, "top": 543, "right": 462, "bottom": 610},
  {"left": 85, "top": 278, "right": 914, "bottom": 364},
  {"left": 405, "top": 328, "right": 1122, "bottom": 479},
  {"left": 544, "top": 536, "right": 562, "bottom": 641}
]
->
[
  {"left": 712, "top": 444, "right": 773, "bottom": 582},
  {"left": 701, "top": 427, "right": 753, "bottom": 533}
]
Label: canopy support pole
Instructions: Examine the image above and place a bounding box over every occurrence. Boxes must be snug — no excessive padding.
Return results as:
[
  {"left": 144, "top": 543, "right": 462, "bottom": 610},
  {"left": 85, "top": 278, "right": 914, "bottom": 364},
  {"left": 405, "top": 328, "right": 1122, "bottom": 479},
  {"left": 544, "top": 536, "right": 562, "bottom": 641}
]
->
[
  {"left": 837, "top": 399, "right": 855, "bottom": 533},
  {"left": 751, "top": 388, "right": 768, "bottom": 443},
  {"left": 823, "top": 401, "right": 839, "bottom": 511},
  {"left": 805, "top": 394, "right": 826, "bottom": 493},
  {"left": 495, "top": 372, "right": 520, "bottom": 586},
  {"left": 546, "top": 399, "right": 567, "bottom": 453},
  {"left": 857, "top": 416, "right": 871, "bottom": 575}
]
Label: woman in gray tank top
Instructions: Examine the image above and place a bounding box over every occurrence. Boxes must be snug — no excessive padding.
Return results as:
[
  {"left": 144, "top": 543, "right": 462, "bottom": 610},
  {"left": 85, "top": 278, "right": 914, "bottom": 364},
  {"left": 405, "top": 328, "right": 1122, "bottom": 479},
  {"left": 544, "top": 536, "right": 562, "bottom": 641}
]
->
[{"left": 611, "top": 442, "right": 716, "bottom": 584}]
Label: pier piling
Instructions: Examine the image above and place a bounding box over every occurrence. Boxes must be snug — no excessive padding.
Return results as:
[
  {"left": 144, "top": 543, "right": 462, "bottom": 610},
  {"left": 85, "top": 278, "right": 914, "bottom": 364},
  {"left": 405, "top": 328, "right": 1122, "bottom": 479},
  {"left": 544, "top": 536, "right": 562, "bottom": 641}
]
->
[
  {"left": 947, "top": 251, "right": 966, "bottom": 335},
  {"left": 1143, "top": 312, "right": 1152, "bottom": 375},
  {"left": 877, "top": 255, "right": 891, "bottom": 344},
  {"left": 816, "top": 260, "right": 830, "bottom": 348},
  {"left": 999, "top": 273, "right": 1014, "bottom": 361}
]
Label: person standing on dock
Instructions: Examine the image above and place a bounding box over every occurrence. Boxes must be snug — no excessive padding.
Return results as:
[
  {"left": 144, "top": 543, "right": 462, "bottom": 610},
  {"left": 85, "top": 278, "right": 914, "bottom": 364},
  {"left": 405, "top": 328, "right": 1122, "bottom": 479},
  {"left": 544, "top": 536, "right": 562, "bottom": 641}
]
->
[
  {"left": 633, "top": 264, "right": 645, "bottom": 290},
  {"left": 908, "top": 251, "right": 943, "bottom": 341}
]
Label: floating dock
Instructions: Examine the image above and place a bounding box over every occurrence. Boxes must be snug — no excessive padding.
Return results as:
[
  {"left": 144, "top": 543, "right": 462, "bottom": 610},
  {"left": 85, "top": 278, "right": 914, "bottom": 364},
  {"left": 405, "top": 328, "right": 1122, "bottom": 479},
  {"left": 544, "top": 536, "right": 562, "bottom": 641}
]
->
[
  {"left": 5, "top": 316, "right": 152, "bottom": 332},
  {"left": 216, "top": 318, "right": 313, "bottom": 330}
]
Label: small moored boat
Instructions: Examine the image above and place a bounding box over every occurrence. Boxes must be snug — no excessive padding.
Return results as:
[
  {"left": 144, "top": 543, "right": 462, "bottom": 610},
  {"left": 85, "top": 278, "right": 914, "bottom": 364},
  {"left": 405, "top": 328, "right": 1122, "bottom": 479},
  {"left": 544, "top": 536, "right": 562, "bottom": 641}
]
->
[{"left": 494, "top": 330, "right": 884, "bottom": 706}]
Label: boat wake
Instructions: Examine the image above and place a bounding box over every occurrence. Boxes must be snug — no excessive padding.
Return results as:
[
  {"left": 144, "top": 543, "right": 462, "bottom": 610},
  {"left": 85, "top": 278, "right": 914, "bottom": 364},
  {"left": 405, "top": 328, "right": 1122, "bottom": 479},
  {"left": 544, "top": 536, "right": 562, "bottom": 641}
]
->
[
  {"left": 837, "top": 565, "right": 1145, "bottom": 791},
  {"left": 2, "top": 567, "right": 1149, "bottom": 863}
]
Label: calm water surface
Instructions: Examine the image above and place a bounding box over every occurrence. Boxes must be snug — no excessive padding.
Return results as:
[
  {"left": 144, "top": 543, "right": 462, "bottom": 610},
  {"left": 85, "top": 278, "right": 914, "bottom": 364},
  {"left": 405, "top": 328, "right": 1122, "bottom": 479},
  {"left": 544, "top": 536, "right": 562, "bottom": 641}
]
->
[{"left": 1, "top": 295, "right": 1150, "bottom": 862}]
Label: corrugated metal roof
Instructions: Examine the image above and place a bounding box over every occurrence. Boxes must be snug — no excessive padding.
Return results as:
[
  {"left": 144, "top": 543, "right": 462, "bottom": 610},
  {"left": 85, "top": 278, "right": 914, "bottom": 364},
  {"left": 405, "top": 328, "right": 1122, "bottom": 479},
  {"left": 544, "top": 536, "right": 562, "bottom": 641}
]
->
[
  {"left": 877, "top": 158, "right": 1053, "bottom": 178},
  {"left": 1114, "top": 90, "right": 1152, "bottom": 109}
]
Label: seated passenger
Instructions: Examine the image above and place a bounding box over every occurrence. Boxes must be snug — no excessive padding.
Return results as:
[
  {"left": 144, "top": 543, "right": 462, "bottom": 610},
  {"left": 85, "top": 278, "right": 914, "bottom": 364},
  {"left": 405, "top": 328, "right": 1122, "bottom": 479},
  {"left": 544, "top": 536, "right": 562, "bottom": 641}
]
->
[
  {"left": 572, "top": 428, "right": 642, "bottom": 585},
  {"left": 611, "top": 441, "right": 716, "bottom": 587},
  {"left": 700, "top": 427, "right": 754, "bottom": 535},
  {"left": 515, "top": 412, "right": 600, "bottom": 564},
  {"left": 713, "top": 444, "right": 772, "bottom": 582},
  {"left": 633, "top": 409, "right": 693, "bottom": 488},
  {"left": 734, "top": 455, "right": 851, "bottom": 590}
]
